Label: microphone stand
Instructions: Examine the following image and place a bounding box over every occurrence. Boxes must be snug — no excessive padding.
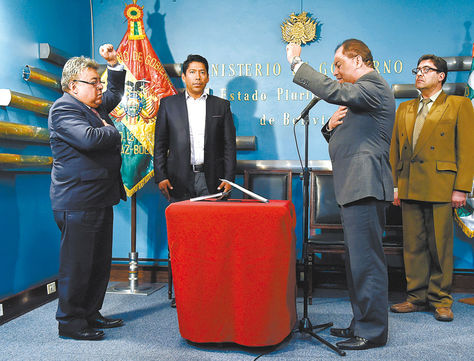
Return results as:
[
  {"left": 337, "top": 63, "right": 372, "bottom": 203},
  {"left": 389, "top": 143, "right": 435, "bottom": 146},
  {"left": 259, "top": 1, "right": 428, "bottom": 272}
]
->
[{"left": 297, "top": 112, "right": 346, "bottom": 357}]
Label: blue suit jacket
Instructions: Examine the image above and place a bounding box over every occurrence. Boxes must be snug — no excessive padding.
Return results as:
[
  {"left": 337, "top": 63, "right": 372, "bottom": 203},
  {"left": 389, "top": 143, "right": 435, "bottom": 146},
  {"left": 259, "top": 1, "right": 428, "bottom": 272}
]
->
[{"left": 48, "top": 68, "right": 126, "bottom": 210}]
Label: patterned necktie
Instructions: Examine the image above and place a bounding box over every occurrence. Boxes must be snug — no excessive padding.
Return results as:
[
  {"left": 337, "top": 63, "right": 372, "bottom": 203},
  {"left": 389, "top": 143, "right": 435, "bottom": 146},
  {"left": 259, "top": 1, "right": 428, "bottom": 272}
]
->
[
  {"left": 90, "top": 107, "right": 101, "bottom": 119},
  {"left": 90, "top": 108, "right": 107, "bottom": 126},
  {"left": 412, "top": 98, "right": 432, "bottom": 149}
]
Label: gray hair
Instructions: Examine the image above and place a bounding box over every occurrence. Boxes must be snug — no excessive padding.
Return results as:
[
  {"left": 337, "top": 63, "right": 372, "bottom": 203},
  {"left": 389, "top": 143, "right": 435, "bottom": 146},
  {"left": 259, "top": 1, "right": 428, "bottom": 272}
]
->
[{"left": 61, "top": 56, "right": 99, "bottom": 91}]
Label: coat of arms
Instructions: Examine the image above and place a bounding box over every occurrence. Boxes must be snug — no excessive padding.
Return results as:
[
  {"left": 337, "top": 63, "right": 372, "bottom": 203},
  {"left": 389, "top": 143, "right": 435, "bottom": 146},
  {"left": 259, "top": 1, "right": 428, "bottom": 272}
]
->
[{"left": 281, "top": 12, "right": 318, "bottom": 45}]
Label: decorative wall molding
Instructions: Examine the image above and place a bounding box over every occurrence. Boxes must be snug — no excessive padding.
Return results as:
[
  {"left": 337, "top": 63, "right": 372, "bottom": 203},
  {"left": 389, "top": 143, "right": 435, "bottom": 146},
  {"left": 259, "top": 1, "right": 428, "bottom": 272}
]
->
[
  {"left": 444, "top": 56, "right": 472, "bottom": 72},
  {"left": 23, "top": 66, "right": 62, "bottom": 93},
  {"left": 38, "top": 43, "right": 70, "bottom": 67},
  {"left": 392, "top": 83, "right": 466, "bottom": 99},
  {"left": 0, "top": 89, "right": 52, "bottom": 116},
  {"left": 0, "top": 121, "right": 49, "bottom": 143},
  {"left": 0, "top": 153, "right": 52, "bottom": 170}
]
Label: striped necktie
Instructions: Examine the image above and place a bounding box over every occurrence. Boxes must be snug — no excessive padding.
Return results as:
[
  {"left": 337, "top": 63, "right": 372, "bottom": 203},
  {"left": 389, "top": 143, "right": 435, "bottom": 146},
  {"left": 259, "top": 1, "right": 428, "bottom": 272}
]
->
[
  {"left": 90, "top": 107, "right": 107, "bottom": 126},
  {"left": 90, "top": 107, "right": 102, "bottom": 119},
  {"left": 412, "top": 98, "right": 431, "bottom": 149}
]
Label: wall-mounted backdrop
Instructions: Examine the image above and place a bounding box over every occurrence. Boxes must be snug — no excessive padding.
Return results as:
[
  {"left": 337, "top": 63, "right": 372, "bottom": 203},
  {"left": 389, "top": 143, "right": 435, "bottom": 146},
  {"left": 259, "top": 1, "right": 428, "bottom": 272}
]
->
[{"left": 1, "top": 0, "right": 473, "bottom": 299}]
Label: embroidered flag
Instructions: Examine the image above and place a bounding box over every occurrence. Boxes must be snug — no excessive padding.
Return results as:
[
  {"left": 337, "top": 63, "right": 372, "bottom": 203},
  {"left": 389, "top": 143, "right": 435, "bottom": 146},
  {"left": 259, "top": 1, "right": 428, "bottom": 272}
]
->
[
  {"left": 105, "top": 0, "right": 177, "bottom": 197},
  {"left": 455, "top": 199, "right": 474, "bottom": 238}
]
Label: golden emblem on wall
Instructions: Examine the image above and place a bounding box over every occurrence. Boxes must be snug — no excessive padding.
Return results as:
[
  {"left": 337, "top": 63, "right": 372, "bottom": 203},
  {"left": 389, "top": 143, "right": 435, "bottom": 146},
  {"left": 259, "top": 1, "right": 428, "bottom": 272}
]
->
[{"left": 281, "top": 12, "right": 317, "bottom": 45}]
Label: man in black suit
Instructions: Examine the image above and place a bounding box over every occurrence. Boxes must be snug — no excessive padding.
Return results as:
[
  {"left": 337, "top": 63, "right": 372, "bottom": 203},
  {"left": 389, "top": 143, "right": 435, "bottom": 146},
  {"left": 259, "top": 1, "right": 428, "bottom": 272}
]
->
[
  {"left": 154, "top": 54, "right": 236, "bottom": 308},
  {"left": 286, "top": 39, "right": 395, "bottom": 350},
  {"left": 154, "top": 54, "right": 236, "bottom": 201},
  {"left": 49, "top": 44, "right": 126, "bottom": 340}
]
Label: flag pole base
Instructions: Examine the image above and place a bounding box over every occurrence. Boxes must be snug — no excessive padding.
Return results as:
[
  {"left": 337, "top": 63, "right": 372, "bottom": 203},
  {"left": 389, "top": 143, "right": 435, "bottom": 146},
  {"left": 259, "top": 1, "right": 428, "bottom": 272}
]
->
[
  {"left": 106, "top": 252, "right": 164, "bottom": 296},
  {"left": 106, "top": 281, "right": 164, "bottom": 296}
]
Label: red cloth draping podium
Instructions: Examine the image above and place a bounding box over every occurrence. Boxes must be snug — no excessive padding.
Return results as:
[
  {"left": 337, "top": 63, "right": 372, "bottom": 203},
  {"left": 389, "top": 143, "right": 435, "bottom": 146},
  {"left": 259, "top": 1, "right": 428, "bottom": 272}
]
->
[{"left": 165, "top": 199, "right": 297, "bottom": 347}]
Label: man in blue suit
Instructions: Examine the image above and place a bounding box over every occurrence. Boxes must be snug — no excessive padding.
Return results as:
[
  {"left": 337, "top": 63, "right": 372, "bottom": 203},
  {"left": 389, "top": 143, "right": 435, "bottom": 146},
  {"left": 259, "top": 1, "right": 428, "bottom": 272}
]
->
[{"left": 49, "top": 44, "right": 126, "bottom": 340}]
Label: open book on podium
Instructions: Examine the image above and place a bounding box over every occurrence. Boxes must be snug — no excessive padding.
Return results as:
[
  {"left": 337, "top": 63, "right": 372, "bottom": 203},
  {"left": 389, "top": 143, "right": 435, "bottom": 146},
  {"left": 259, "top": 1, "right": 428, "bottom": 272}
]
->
[{"left": 190, "top": 178, "right": 269, "bottom": 203}]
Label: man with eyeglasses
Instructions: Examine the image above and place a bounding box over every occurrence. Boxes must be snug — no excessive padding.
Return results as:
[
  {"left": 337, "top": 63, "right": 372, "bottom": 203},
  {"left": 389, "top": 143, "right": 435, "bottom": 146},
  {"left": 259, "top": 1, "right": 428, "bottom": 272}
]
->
[
  {"left": 390, "top": 54, "right": 474, "bottom": 322},
  {"left": 48, "top": 44, "right": 126, "bottom": 340}
]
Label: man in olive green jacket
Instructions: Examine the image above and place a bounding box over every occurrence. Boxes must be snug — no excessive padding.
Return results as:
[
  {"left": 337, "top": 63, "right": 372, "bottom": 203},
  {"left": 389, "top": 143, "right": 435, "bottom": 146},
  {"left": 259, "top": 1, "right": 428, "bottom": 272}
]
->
[{"left": 390, "top": 54, "right": 474, "bottom": 322}]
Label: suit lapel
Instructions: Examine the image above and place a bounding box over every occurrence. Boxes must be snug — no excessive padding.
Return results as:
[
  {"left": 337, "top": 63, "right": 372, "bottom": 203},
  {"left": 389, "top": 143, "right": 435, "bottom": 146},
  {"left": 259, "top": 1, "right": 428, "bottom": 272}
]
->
[
  {"left": 204, "top": 95, "right": 212, "bottom": 147},
  {"left": 178, "top": 92, "right": 191, "bottom": 143},
  {"left": 413, "top": 92, "right": 448, "bottom": 156},
  {"left": 405, "top": 99, "right": 419, "bottom": 148},
  {"left": 64, "top": 93, "right": 104, "bottom": 128}
]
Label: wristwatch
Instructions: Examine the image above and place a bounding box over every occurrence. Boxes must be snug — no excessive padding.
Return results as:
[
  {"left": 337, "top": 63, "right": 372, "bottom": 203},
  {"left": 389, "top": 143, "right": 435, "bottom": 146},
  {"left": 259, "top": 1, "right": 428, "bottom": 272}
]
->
[{"left": 290, "top": 56, "right": 302, "bottom": 72}]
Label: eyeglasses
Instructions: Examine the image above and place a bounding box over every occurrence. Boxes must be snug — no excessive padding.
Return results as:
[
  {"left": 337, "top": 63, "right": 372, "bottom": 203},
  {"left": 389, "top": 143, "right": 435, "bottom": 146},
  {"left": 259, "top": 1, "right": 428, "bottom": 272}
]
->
[
  {"left": 411, "top": 67, "right": 441, "bottom": 75},
  {"left": 73, "top": 79, "right": 105, "bottom": 87}
]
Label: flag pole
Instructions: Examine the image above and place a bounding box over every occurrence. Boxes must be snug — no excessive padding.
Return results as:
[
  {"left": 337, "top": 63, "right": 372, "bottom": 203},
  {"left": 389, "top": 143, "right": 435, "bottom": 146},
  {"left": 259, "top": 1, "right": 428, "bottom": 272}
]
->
[
  {"left": 107, "top": 193, "right": 163, "bottom": 295},
  {"left": 107, "top": 0, "right": 176, "bottom": 295}
]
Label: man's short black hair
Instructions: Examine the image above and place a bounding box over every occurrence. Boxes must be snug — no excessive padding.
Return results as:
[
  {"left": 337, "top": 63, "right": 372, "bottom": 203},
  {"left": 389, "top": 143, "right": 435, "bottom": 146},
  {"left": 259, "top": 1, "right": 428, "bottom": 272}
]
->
[
  {"left": 182, "top": 54, "right": 209, "bottom": 75},
  {"left": 417, "top": 54, "right": 448, "bottom": 85}
]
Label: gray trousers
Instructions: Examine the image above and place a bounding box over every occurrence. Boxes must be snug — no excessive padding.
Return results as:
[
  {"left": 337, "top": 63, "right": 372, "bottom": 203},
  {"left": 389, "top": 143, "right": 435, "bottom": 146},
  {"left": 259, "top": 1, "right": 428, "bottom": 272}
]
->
[{"left": 340, "top": 197, "right": 389, "bottom": 345}]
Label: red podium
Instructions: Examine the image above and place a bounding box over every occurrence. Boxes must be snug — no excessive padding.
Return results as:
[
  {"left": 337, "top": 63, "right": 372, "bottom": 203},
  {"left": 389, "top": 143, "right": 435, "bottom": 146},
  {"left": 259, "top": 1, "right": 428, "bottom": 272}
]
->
[{"left": 165, "top": 199, "right": 297, "bottom": 346}]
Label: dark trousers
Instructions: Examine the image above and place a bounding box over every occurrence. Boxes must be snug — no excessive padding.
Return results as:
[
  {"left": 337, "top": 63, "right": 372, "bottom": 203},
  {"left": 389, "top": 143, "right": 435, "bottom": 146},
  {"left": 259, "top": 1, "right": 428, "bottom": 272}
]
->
[
  {"left": 170, "top": 172, "right": 209, "bottom": 202},
  {"left": 53, "top": 207, "right": 113, "bottom": 331},
  {"left": 340, "top": 198, "right": 389, "bottom": 345}
]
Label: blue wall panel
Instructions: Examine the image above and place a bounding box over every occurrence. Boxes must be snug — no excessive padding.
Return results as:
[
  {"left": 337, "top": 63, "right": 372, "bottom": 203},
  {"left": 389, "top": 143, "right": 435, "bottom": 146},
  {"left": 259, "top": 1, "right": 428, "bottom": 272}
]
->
[
  {"left": 92, "top": 0, "right": 474, "bottom": 269},
  {"left": 1, "top": 1, "right": 473, "bottom": 299},
  {"left": 0, "top": 0, "right": 92, "bottom": 298}
]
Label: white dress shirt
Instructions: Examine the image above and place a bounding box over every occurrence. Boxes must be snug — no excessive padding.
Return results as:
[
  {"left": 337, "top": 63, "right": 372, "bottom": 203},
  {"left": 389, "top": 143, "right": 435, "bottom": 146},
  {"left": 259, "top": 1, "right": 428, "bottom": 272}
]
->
[{"left": 185, "top": 91, "right": 207, "bottom": 165}]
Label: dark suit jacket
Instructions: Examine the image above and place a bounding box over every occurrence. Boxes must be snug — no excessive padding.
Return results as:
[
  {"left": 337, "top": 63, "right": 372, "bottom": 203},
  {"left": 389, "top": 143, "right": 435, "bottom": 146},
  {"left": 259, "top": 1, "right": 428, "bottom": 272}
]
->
[
  {"left": 48, "top": 68, "right": 126, "bottom": 210},
  {"left": 294, "top": 64, "right": 395, "bottom": 206},
  {"left": 390, "top": 92, "right": 474, "bottom": 202},
  {"left": 153, "top": 92, "right": 236, "bottom": 198}
]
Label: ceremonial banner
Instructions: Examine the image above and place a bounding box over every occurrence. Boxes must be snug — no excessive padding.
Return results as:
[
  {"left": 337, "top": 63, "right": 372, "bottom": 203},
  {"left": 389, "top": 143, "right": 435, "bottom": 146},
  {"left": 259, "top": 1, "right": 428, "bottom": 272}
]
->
[
  {"left": 105, "top": 1, "right": 177, "bottom": 197},
  {"left": 455, "top": 199, "right": 474, "bottom": 238},
  {"left": 455, "top": 43, "right": 474, "bottom": 238}
]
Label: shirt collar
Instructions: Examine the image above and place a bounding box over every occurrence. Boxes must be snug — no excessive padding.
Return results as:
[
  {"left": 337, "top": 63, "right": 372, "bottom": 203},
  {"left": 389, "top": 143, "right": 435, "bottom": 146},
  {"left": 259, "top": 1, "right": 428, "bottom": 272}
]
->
[
  {"left": 419, "top": 88, "right": 442, "bottom": 103},
  {"left": 185, "top": 90, "right": 208, "bottom": 101}
]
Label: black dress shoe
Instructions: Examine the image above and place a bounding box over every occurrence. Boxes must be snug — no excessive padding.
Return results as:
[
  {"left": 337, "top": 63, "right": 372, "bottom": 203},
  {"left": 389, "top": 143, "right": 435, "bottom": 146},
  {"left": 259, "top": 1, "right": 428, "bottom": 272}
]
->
[
  {"left": 330, "top": 327, "right": 354, "bottom": 338},
  {"left": 59, "top": 327, "right": 104, "bottom": 340},
  {"left": 88, "top": 315, "right": 124, "bottom": 329},
  {"left": 336, "top": 336, "right": 384, "bottom": 350},
  {"left": 171, "top": 298, "right": 176, "bottom": 308}
]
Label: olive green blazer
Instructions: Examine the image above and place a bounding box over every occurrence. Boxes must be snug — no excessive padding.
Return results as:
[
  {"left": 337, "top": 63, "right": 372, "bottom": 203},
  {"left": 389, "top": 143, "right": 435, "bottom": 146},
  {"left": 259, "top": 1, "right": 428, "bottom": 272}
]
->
[{"left": 390, "top": 91, "right": 474, "bottom": 202}]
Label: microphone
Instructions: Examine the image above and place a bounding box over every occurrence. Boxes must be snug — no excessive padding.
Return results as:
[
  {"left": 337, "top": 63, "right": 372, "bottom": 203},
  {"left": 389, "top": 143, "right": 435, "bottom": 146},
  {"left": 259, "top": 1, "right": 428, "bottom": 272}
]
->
[{"left": 295, "top": 96, "right": 321, "bottom": 123}]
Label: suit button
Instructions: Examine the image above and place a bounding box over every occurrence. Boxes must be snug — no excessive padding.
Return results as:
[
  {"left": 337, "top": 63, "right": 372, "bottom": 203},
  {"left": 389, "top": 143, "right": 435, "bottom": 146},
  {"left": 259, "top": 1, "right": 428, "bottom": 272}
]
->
[
  {"left": 420, "top": 160, "right": 424, "bottom": 163},
  {"left": 404, "top": 146, "right": 407, "bottom": 150},
  {"left": 401, "top": 133, "right": 404, "bottom": 136},
  {"left": 440, "top": 132, "right": 445, "bottom": 136},
  {"left": 430, "top": 146, "right": 435, "bottom": 150}
]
